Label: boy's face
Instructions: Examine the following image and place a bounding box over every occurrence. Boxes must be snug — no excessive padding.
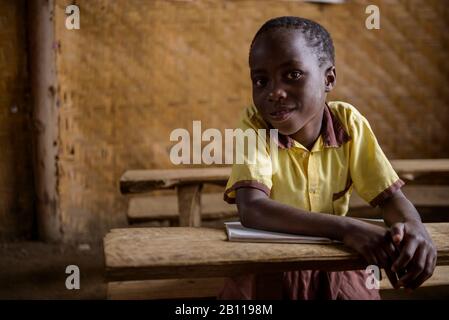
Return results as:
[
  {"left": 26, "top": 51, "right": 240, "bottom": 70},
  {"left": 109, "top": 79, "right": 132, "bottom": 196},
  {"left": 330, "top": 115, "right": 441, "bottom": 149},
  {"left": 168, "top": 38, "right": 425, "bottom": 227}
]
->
[{"left": 249, "top": 29, "right": 334, "bottom": 135}]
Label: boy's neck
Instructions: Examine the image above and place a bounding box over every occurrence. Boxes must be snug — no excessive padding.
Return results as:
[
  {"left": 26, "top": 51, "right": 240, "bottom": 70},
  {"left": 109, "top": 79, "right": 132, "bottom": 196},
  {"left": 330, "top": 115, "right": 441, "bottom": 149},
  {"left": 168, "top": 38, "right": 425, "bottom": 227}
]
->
[{"left": 289, "top": 106, "right": 325, "bottom": 151}]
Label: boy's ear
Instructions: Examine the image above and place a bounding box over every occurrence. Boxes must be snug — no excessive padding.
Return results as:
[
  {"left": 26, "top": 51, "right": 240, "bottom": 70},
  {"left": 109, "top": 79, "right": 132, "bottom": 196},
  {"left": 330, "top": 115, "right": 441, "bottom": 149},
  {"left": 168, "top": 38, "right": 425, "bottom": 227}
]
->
[{"left": 324, "top": 66, "right": 336, "bottom": 92}]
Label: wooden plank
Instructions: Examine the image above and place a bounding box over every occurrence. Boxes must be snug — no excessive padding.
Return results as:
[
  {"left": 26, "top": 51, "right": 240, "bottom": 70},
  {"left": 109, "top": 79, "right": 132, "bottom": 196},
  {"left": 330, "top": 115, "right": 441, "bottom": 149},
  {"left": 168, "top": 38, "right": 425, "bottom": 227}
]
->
[
  {"left": 127, "top": 193, "right": 237, "bottom": 222},
  {"left": 177, "top": 184, "right": 202, "bottom": 227},
  {"left": 348, "top": 185, "right": 449, "bottom": 210},
  {"left": 392, "top": 159, "right": 449, "bottom": 184},
  {"left": 107, "top": 277, "right": 225, "bottom": 300},
  {"left": 399, "top": 185, "right": 449, "bottom": 207},
  {"left": 392, "top": 159, "right": 449, "bottom": 174},
  {"left": 104, "top": 223, "right": 449, "bottom": 282},
  {"left": 119, "top": 159, "right": 449, "bottom": 195},
  {"left": 348, "top": 186, "right": 449, "bottom": 220},
  {"left": 108, "top": 265, "right": 449, "bottom": 299},
  {"left": 120, "top": 168, "right": 230, "bottom": 194}
]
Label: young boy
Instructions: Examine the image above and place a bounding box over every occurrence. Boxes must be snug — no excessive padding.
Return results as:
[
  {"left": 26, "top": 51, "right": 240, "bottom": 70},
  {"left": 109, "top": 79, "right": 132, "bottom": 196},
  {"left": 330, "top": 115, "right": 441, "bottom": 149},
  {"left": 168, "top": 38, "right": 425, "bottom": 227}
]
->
[{"left": 218, "top": 16, "right": 436, "bottom": 300}]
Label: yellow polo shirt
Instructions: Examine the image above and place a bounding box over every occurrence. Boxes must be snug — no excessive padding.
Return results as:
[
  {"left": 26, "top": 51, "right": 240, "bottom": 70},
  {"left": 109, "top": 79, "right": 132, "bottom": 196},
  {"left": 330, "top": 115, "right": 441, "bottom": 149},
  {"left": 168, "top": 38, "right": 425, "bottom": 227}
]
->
[{"left": 224, "top": 101, "right": 404, "bottom": 215}]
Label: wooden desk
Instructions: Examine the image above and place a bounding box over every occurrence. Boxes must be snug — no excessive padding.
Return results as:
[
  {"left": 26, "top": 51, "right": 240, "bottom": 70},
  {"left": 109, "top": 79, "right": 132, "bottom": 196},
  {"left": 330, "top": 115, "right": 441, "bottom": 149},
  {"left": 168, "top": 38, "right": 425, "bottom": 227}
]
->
[
  {"left": 119, "top": 159, "right": 449, "bottom": 226},
  {"left": 104, "top": 223, "right": 449, "bottom": 282}
]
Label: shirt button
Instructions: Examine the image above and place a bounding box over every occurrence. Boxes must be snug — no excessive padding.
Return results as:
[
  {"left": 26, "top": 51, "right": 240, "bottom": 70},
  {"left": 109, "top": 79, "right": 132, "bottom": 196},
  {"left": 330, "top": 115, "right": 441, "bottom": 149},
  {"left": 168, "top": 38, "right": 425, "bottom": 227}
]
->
[{"left": 310, "top": 188, "right": 316, "bottom": 194}]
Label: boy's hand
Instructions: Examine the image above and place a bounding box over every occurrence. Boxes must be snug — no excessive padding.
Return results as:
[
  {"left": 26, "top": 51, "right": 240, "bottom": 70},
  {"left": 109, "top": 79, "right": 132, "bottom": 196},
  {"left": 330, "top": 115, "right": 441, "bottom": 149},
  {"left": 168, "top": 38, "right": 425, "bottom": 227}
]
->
[
  {"left": 343, "top": 220, "right": 398, "bottom": 270},
  {"left": 390, "top": 220, "right": 437, "bottom": 290}
]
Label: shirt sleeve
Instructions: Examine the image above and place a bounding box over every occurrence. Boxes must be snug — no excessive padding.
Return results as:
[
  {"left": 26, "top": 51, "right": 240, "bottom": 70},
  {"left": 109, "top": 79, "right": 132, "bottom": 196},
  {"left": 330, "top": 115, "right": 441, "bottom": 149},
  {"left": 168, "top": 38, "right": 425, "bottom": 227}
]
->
[
  {"left": 223, "top": 109, "right": 273, "bottom": 204},
  {"left": 348, "top": 112, "right": 405, "bottom": 207}
]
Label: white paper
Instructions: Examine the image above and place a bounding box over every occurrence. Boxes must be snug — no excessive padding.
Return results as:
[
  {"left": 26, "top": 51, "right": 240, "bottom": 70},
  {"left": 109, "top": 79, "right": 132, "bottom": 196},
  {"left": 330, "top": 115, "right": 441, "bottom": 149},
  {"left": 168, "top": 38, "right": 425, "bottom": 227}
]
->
[{"left": 225, "top": 221, "right": 338, "bottom": 244}]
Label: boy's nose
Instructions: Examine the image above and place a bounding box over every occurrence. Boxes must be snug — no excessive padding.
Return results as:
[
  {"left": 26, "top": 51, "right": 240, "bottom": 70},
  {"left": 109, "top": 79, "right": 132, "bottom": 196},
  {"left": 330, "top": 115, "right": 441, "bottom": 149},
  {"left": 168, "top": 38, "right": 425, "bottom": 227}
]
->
[{"left": 268, "top": 88, "right": 287, "bottom": 102}]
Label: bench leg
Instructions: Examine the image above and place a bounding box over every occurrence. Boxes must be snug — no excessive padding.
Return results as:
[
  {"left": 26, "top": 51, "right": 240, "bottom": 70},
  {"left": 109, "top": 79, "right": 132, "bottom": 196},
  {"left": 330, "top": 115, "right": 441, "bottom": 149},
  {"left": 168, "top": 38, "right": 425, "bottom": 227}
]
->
[{"left": 177, "top": 184, "right": 202, "bottom": 227}]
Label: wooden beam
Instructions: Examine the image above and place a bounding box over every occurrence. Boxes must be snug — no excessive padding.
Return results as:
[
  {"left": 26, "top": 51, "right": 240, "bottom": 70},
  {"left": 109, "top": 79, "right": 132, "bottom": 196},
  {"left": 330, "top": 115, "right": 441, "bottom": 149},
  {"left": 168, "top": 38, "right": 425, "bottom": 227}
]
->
[{"left": 104, "top": 223, "right": 449, "bottom": 282}]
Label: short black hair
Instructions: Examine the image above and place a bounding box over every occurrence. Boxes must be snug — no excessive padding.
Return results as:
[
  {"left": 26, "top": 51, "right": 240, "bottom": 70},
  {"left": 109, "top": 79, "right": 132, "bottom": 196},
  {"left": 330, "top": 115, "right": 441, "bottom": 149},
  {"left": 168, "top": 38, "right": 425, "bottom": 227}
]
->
[{"left": 249, "top": 16, "right": 335, "bottom": 67}]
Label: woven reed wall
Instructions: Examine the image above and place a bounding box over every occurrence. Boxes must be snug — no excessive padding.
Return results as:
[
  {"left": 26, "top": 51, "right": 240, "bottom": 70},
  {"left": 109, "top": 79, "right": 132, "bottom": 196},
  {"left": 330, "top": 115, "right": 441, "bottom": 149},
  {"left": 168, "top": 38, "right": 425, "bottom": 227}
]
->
[
  {"left": 0, "top": 0, "right": 34, "bottom": 240},
  {"left": 37, "top": 0, "right": 449, "bottom": 241}
]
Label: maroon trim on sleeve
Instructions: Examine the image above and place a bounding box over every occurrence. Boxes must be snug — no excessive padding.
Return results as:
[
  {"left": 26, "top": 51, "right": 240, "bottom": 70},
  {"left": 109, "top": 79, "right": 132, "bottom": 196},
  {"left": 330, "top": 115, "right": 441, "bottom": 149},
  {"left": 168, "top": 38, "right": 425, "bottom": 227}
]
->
[
  {"left": 223, "top": 180, "right": 271, "bottom": 204},
  {"left": 369, "top": 179, "right": 406, "bottom": 207}
]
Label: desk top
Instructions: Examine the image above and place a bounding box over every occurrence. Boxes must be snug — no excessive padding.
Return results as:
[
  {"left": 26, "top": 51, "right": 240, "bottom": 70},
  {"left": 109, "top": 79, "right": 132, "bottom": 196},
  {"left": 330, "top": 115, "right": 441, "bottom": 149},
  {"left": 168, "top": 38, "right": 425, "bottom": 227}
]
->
[
  {"left": 104, "top": 223, "right": 449, "bottom": 281},
  {"left": 119, "top": 159, "right": 449, "bottom": 194}
]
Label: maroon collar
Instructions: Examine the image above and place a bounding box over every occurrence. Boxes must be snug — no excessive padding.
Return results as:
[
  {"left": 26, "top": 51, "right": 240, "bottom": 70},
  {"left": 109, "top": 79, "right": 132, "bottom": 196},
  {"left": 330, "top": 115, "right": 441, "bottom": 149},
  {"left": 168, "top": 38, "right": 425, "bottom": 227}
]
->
[{"left": 268, "top": 103, "right": 351, "bottom": 150}]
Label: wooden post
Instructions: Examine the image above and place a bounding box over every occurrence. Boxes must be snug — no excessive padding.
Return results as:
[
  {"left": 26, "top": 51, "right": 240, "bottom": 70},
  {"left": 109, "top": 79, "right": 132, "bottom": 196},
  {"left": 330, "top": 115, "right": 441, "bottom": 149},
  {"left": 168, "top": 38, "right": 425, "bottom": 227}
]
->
[
  {"left": 177, "top": 184, "right": 203, "bottom": 227},
  {"left": 28, "top": 0, "right": 61, "bottom": 241}
]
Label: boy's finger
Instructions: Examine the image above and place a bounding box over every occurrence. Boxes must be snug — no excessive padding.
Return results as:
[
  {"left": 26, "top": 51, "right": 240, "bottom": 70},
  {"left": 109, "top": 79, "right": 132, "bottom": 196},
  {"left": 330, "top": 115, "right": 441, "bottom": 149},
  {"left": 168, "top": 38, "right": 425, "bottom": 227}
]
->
[
  {"left": 384, "top": 269, "right": 399, "bottom": 289},
  {"left": 397, "top": 247, "right": 425, "bottom": 287},
  {"left": 408, "top": 257, "right": 433, "bottom": 290},
  {"left": 397, "top": 269, "right": 418, "bottom": 288},
  {"left": 390, "top": 223, "right": 404, "bottom": 245},
  {"left": 382, "top": 241, "right": 399, "bottom": 261},
  {"left": 392, "top": 240, "right": 418, "bottom": 272},
  {"left": 407, "top": 249, "right": 434, "bottom": 290}
]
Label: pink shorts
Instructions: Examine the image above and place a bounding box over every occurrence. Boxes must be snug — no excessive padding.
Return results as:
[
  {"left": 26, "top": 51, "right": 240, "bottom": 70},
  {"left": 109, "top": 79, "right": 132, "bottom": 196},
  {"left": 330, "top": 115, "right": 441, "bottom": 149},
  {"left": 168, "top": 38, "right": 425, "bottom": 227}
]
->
[{"left": 217, "top": 269, "right": 381, "bottom": 300}]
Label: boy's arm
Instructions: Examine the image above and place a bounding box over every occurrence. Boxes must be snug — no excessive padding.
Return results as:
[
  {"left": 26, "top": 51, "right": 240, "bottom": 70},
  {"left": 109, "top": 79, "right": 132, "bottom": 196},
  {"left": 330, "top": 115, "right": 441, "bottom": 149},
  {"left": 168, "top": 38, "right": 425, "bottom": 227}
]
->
[
  {"left": 379, "top": 189, "right": 437, "bottom": 290},
  {"left": 236, "top": 187, "right": 398, "bottom": 269}
]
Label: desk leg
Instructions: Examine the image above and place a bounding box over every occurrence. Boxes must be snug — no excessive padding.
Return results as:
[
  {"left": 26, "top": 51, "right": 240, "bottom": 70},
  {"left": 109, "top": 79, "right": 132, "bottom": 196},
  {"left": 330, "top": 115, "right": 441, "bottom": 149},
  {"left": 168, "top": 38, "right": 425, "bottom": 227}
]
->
[
  {"left": 177, "top": 184, "right": 202, "bottom": 227},
  {"left": 255, "top": 272, "right": 284, "bottom": 300}
]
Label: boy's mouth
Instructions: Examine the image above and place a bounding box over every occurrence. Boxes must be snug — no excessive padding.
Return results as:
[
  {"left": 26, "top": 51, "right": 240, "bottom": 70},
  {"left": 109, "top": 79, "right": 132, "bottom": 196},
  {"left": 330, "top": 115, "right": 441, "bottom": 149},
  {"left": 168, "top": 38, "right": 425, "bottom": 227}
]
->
[{"left": 269, "top": 107, "right": 297, "bottom": 122}]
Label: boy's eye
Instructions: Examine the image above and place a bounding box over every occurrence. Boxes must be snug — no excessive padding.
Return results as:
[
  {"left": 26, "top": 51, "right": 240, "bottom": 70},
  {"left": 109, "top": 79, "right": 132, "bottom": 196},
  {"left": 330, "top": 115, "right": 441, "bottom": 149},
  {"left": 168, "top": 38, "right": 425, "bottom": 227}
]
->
[
  {"left": 253, "top": 78, "right": 267, "bottom": 87},
  {"left": 287, "top": 71, "right": 303, "bottom": 80}
]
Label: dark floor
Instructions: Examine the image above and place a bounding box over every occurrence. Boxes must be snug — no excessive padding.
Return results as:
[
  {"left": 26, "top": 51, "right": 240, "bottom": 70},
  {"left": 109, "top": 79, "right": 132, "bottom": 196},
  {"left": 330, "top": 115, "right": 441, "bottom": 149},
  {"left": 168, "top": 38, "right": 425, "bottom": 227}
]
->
[
  {"left": 0, "top": 241, "right": 106, "bottom": 299},
  {"left": 0, "top": 241, "right": 447, "bottom": 300}
]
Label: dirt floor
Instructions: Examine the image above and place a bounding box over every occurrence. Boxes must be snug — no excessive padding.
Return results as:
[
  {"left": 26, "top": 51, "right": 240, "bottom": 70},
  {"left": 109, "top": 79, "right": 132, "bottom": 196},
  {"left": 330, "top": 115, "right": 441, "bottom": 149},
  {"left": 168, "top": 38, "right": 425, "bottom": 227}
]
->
[
  {"left": 0, "top": 240, "right": 448, "bottom": 300},
  {"left": 0, "top": 241, "right": 106, "bottom": 299}
]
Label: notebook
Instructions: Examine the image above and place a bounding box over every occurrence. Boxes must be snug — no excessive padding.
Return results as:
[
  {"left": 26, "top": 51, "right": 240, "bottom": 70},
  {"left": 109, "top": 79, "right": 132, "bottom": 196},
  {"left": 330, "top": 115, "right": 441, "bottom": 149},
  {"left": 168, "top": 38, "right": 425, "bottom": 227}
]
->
[{"left": 224, "top": 221, "right": 339, "bottom": 244}]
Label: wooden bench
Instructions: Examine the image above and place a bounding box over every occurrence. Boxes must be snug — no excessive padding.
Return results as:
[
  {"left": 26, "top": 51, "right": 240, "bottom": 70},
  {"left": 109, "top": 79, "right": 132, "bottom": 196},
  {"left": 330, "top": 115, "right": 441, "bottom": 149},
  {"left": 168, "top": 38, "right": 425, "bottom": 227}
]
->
[
  {"left": 120, "top": 159, "right": 449, "bottom": 227},
  {"left": 121, "top": 168, "right": 230, "bottom": 226},
  {"left": 127, "top": 185, "right": 449, "bottom": 225},
  {"left": 104, "top": 223, "right": 449, "bottom": 299},
  {"left": 348, "top": 185, "right": 449, "bottom": 221},
  {"left": 107, "top": 267, "right": 449, "bottom": 299}
]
